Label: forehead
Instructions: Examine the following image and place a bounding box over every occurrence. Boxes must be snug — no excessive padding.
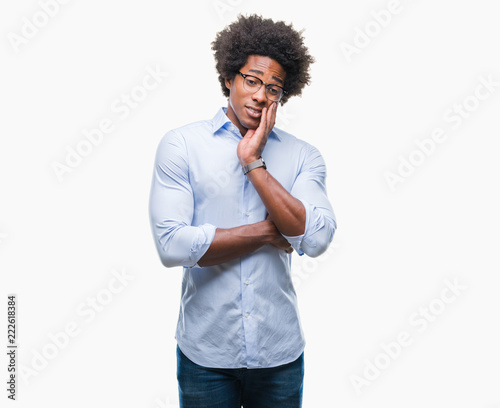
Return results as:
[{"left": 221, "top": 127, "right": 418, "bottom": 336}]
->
[{"left": 240, "top": 55, "right": 286, "bottom": 84}]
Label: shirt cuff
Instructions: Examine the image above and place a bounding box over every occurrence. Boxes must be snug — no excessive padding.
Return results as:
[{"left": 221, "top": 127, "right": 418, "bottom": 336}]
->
[
  {"left": 189, "top": 223, "right": 217, "bottom": 268},
  {"left": 281, "top": 199, "right": 325, "bottom": 256}
]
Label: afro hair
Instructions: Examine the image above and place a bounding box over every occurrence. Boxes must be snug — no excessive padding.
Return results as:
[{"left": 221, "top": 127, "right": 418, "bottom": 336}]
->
[{"left": 211, "top": 14, "right": 315, "bottom": 105}]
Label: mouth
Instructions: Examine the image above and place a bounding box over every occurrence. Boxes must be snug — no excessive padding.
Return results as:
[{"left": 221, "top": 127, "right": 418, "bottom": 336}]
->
[{"left": 245, "top": 106, "right": 262, "bottom": 119}]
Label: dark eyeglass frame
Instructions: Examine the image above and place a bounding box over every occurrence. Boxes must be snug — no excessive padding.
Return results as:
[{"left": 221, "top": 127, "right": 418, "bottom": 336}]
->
[{"left": 238, "top": 72, "right": 287, "bottom": 101}]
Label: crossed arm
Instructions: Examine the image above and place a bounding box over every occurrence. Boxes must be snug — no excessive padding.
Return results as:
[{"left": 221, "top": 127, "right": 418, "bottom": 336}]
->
[
  {"left": 198, "top": 103, "right": 306, "bottom": 267},
  {"left": 150, "top": 104, "right": 336, "bottom": 268}
]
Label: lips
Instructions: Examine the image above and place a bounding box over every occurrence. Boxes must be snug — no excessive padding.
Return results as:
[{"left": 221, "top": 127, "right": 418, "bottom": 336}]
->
[{"left": 245, "top": 106, "right": 262, "bottom": 118}]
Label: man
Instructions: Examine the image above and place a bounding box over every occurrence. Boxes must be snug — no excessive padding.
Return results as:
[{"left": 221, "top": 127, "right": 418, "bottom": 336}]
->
[{"left": 149, "top": 14, "right": 336, "bottom": 408}]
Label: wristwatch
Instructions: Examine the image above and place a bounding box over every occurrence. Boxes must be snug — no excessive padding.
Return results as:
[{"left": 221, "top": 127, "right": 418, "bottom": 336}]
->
[{"left": 242, "top": 157, "right": 266, "bottom": 175}]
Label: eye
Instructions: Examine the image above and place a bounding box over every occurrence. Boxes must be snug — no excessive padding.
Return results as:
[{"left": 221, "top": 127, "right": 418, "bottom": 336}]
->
[
  {"left": 267, "top": 87, "right": 280, "bottom": 96},
  {"left": 246, "top": 78, "right": 259, "bottom": 87}
]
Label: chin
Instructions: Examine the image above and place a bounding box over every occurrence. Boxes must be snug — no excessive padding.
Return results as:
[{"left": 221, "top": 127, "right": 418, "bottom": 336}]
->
[
  {"left": 245, "top": 123, "right": 259, "bottom": 130},
  {"left": 233, "top": 109, "right": 261, "bottom": 131},
  {"left": 242, "top": 116, "right": 261, "bottom": 130}
]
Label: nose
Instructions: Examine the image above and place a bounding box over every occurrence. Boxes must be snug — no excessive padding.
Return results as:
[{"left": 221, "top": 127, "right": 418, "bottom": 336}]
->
[{"left": 252, "top": 86, "right": 267, "bottom": 104}]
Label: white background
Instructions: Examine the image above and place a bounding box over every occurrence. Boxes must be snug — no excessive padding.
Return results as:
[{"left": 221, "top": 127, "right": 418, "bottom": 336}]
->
[{"left": 1, "top": 0, "right": 499, "bottom": 407}]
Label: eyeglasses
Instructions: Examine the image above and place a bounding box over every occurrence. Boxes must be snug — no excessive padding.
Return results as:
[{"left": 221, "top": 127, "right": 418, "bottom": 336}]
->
[{"left": 238, "top": 72, "right": 287, "bottom": 102}]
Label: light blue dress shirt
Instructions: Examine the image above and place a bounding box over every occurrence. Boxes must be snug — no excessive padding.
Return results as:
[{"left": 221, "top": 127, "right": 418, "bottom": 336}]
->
[{"left": 149, "top": 107, "right": 336, "bottom": 369}]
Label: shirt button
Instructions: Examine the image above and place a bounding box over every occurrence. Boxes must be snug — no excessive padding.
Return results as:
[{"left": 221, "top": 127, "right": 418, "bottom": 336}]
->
[
  {"left": 245, "top": 280, "right": 250, "bottom": 285},
  {"left": 245, "top": 212, "right": 250, "bottom": 217},
  {"left": 245, "top": 313, "right": 249, "bottom": 318}
]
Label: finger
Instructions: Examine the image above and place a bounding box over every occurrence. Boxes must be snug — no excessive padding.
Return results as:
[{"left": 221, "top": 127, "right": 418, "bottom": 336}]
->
[
  {"left": 269, "top": 102, "right": 278, "bottom": 131},
  {"left": 264, "top": 104, "right": 275, "bottom": 135},
  {"left": 257, "top": 108, "right": 271, "bottom": 144},
  {"left": 251, "top": 107, "right": 266, "bottom": 139},
  {"left": 261, "top": 106, "right": 270, "bottom": 134},
  {"left": 265, "top": 104, "right": 273, "bottom": 126}
]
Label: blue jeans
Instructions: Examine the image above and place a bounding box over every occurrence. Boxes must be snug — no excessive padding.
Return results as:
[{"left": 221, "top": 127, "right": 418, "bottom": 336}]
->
[{"left": 176, "top": 345, "right": 304, "bottom": 408}]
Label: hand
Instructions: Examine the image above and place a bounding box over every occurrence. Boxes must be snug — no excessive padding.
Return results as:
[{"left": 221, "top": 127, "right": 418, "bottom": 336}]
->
[
  {"left": 266, "top": 214, "right": 293, "bottom": 254},
  {"left": 270, "top": 232, "right": 294, "bottom": 254},
  {"left": 237, "top": 102, "right": 278, "bottom": 166}
]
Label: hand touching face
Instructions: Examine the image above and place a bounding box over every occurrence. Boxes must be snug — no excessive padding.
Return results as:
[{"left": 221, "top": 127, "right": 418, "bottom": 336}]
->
[{"left": 225, "top": 55, "right": 286, "bottom": 138}]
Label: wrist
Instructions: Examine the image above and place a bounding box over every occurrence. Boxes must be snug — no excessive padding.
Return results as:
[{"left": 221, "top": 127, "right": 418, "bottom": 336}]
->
[
  {"left": 241, "top": 157, "right": 266, "bottom": 175},
  {"left": 259, "top": 220, "right": 279, "bottom": 244},
  {"left": 240, "top": 155, "right": 261, "bottom": 167}
]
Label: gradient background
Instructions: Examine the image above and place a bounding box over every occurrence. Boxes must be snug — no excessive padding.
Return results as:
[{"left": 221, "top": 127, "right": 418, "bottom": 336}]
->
[{"left": 1, "top": 0, "right": 499, "bottom": 406}]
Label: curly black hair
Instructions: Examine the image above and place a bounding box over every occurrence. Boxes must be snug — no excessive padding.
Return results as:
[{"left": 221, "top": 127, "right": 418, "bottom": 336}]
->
[{"left": 211, "top": 14, "right": 315, "bottom": 105}]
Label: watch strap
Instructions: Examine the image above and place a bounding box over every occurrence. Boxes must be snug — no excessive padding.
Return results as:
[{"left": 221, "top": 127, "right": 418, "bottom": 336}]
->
[{"left": 242, "top": 157, "right": 266, "bottom": 175}]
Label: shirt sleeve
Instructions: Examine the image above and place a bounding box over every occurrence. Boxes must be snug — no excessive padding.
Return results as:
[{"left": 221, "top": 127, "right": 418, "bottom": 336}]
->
[
  {"left": 148, "top": 130, "right": 216, "bottom": 268},
  {"left": 281, "top": 143, "right": 337, "bottom": 257}
]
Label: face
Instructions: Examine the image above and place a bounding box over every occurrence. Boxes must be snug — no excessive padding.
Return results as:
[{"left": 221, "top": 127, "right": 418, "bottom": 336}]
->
[{"left": 225, "top": 55, "right": 286, "bottom": 136}]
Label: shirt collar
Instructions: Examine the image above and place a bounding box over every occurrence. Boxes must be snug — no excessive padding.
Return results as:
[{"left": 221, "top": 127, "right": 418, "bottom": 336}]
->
[{"left": 211, "top": 107, "right": 281, "bottom": 141}]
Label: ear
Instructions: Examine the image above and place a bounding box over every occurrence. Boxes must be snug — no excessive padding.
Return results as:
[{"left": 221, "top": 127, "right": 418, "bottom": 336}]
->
[{"left": 225, "top": 77, "right": 232, "bottom": 90}]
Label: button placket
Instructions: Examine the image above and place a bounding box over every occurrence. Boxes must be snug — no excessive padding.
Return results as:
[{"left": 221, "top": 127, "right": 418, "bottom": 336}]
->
[{"left": 240, "top": 159, "right": 258, "bottom": 365}]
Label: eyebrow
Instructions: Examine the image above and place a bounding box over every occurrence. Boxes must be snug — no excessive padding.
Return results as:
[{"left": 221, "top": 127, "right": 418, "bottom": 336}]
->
[{"left": 247, "top": 69, "right": 284, "bottom": 86}]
